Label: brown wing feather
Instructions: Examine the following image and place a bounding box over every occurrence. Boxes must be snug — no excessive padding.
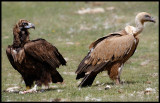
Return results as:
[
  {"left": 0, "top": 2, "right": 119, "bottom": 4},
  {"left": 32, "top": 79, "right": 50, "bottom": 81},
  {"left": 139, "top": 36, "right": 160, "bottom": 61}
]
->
[
  {"left": 91, "top": 34, "right": 135, "bottom": 62},
  {"left": 76, "top": 30, "right": 135, "bottom": 75},
  {"left": 24, "top": 39, "right": 66, "bottom": 69},
  {"left": 89, "top": 30, "right": 127, "bottom": 50},
  {"left": 6, "top": 46, "right": 19, "bottom": 71}
]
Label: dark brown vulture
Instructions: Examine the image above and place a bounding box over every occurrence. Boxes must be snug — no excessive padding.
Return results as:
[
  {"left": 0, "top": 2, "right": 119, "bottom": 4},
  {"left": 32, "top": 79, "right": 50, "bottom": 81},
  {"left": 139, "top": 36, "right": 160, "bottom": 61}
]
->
[
  {"left": 6, "top": 19, "right": 66, "bottom": 93},
  {"left": 75, "top": 12, "right": 156, "bottom": 87}
]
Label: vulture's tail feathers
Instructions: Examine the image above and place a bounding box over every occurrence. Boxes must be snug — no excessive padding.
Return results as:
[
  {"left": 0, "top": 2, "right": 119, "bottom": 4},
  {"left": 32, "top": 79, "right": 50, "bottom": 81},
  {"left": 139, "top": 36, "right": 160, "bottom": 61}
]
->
[
  {"left": 76, "top": 72, "right": 85, "bottom": 80},
  {"left": 51, "top": 70, "right": 63, "bottom": 83},
  {"left": 75, "top": 52, "right": 90, "bottom": 74},
  {"left": 78, "top": 62, "right": 110, "bottom": 87},
  {"left": 55, "top": 51, "right": 66, "bottom": 66},
  {"left": 78, "top": 72, "right": 97, "bottom": 87}
]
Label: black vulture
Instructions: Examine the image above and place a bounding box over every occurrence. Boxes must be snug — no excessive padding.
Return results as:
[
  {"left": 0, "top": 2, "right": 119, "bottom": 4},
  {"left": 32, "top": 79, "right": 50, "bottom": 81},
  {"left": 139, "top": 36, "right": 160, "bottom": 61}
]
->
[{"left": 6, "top": 19, "right": 66, "bottom": 93}]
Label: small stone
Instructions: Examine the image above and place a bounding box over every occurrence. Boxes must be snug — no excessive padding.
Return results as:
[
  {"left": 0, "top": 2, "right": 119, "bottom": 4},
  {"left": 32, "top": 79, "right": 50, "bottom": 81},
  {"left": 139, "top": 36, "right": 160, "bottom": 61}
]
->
[
  {"left": 105, "top": 85, "right": 111, "bottom": 90},
  {"left": 57, "top": 89, "right": 63, "bottom": 93},
  {"left": 144, "top": 87, "right": 156, "bottom": 95},
  {"left": 85, "top": 96, "right": 90, "bottom": 101},
  {"left": 96, "top": 81, "right": 100, "bottom": 84}
]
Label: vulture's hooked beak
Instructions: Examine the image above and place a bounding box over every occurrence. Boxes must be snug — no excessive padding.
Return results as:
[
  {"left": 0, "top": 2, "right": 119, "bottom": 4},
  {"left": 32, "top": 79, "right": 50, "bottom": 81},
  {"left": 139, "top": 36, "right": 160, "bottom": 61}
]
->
[
  {"left": 25, "top": 23, "right": 35, "bottom": 29},
  {"left": 149, "top": 17, "right": 156, "bottom": 23}
]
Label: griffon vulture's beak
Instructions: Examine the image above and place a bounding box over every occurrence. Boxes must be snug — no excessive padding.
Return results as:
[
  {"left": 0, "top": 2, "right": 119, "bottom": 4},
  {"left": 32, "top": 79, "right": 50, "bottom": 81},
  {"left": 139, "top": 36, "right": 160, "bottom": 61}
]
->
[{"left": 149, "top": 17, "right": 156, "bottom": 23}]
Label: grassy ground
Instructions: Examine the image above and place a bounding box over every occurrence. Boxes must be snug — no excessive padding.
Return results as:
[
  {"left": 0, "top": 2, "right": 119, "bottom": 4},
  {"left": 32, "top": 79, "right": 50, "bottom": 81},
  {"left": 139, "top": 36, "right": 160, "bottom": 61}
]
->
[{"left": 1, "top": 1, "right": 159, "bottom": 102}]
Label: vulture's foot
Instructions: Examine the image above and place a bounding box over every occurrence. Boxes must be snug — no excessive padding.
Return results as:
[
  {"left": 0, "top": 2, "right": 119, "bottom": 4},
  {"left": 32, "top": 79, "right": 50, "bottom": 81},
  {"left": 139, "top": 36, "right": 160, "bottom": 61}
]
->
[{"left": 19, "top": 85, "right": 37, "bottom": 94}]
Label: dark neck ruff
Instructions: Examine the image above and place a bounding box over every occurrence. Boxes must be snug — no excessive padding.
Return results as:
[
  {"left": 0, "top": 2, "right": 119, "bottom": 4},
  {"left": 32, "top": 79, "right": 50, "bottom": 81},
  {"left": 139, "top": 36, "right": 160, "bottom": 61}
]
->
[{"left": 12, "top": 25, "right": 30, "bottom": 48}]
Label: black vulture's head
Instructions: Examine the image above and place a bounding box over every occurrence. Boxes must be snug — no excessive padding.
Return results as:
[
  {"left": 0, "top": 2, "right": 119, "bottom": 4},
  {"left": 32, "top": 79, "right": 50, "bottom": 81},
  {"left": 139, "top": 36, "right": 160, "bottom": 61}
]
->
[{"left": 17, "top": 19, "right": 35, "bottom": 30}]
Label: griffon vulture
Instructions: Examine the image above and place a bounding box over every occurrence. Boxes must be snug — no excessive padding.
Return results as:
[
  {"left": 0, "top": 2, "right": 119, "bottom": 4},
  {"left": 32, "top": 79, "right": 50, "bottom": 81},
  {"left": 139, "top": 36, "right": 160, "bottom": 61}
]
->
[
  {"left": 6, "top": 19, "right": 66, "bottom": 93},
  {"left": 75, "top": 12, "right": 156, "bottom": 87}
]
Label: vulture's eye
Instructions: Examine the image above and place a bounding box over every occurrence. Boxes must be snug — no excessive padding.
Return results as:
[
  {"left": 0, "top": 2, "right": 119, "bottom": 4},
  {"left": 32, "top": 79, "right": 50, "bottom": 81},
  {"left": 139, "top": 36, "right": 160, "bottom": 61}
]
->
[
  {"left": 22, "top": 23, "right": 28, "bottom": 26},
  {"left": 145, "top": 15, "right": 150, "bottom": 18}
]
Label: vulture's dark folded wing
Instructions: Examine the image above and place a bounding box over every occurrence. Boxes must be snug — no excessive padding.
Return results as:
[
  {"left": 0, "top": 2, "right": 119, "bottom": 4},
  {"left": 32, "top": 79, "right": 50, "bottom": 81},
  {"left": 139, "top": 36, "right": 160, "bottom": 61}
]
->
[{"left": 24, "top": 38, "right": 66, "bottom": 69}]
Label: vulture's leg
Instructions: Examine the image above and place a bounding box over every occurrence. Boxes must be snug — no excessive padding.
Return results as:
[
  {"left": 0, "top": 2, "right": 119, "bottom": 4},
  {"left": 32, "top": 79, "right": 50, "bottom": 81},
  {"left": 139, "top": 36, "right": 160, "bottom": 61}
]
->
[
  {"left": 24, "top": 78, "right": 32, "bottom": 90},
  {"left": 115, "top": 78, "right": 121, "bottom": 85},
  {"left": 19, "top": 78, "right": 36, "bottom": 94},
  {"left": 26, "top": 86, "right": 31, "bottom": 90},
  {"left": 115, "top": 64, "right": 124, "bottom": 84},
  {"left": 108, "top": 68, "right": 119, "bottom": 85},
  {"left": 28, "top": 84, "right": 37, "bottom": 92},
  {"left": 108, "top": 63, "right": 123, "bottom": 85}
]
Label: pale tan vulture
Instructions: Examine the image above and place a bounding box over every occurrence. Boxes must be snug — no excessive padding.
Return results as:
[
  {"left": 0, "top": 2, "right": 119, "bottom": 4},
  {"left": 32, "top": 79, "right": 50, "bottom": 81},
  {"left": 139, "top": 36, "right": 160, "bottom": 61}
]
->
[{"left": 75, "top": 12, "right": 156, "bottom": 87}]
